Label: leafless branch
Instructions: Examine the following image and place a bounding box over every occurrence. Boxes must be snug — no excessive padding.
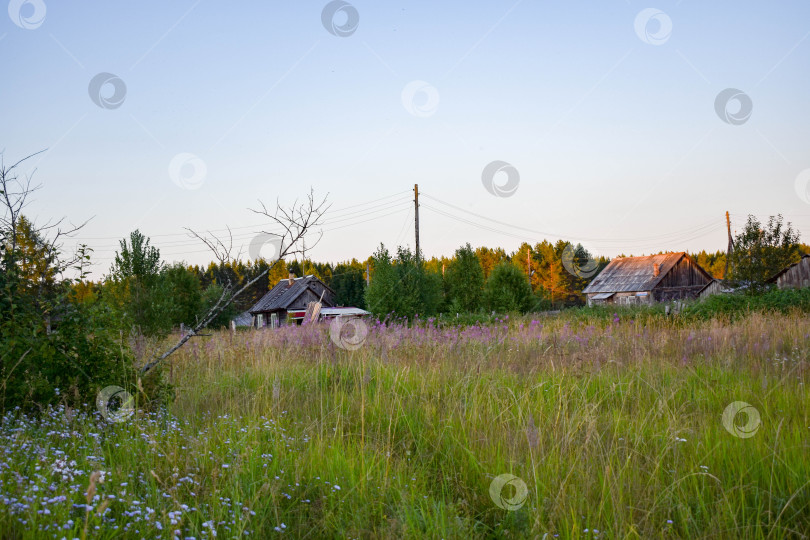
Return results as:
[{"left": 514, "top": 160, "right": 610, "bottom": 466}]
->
[
  {"left": 250, "top": 189, "right": 330, "bottom": 262},
  {"left": 140, "top": 189, "right": 329, "bottom": 374},
  {"left": 1, "top": 151, "right": 46, "bottom": 254},
  {"left": 1, "top": 150, "right": 89, "bottom": 279},
  {"left": 184, "top": 226, "right": 237, "bottom": 266}
]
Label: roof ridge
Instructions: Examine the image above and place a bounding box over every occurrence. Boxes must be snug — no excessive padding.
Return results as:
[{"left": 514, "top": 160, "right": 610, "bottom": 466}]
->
[
  {"left": 583, "top": 251, "right": 711, "bottom": 294},
  {"left": 615, "top": 251, "right": 685, "bottom": 259}
]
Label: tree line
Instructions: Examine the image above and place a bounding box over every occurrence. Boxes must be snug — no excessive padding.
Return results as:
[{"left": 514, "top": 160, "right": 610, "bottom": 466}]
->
[
  {"left": 73, "top": 216, "right": 810, "bottom": 332},
  {"left": 3, "top": 148, "right": 806, "bottom": 412},
  {"left": 71, "top": 236, "right": 616, "bottom": 332}
]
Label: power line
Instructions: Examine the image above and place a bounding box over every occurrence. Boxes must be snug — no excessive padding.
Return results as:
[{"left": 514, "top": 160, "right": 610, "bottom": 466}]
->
[
  {"left": 421, "top": 204, "right": 529, "bottom": 242},
  {"left": 79, "top": 196, "right": 412, "bottom": 248},
  {"left": 74, "top": 196, "right": 413, "bottom": 254},
  {"left": 422, "top": 193, "right": 720, "bottom": 245},
  {"left": 72, "top": 191, "right": 411, "bottom": 242},
  {"left": 394, "top": 206, "right": 413, "bottom": 248},
  {"left": 320, "top": 207, "right": 410, "bottom": 233},
  {"left": 87, "top": 200, "right": 413, "bottom": 254},
  {"left": 88, "top": 206, "right": 411, "bottom": 262},
  {"left": 421, "top": 203, "right": 722, "bottom": 252}
]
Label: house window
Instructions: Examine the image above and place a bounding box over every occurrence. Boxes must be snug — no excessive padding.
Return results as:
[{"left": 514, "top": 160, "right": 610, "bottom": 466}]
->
[
  {"left": 256, "top": 314, "right": 264, "bottom": 328},
  {"left": 270, "top": 313, "right": 279, "bottom": 328}
]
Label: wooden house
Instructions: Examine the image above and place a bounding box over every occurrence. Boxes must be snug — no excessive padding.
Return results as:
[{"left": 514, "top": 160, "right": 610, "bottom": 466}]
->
[
  {"left": 583, "top": 252, "right": 713, "bottom": 306},
  {"left": 249, "top": 273, "right": 335, "bottom": 328},
  {"left": 767, "top": 254, "right": 810, "bottom": 289}
]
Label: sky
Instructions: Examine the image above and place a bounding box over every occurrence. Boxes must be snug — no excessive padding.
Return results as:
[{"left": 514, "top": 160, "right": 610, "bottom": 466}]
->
[{"left": 2, "top": 1, "right": 810, "bottom": 278}]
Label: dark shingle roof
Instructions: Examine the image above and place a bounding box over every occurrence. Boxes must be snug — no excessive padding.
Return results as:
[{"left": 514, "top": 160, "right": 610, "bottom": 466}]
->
[
  {"left": 583, "top": 252, "right": 691, "bottom": 294},
  {"left": 248, "top": 275, "right": 331, "bottom": 313}
]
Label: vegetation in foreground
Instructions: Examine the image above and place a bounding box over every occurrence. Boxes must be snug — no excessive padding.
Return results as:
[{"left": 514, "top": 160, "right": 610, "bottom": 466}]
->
[
  {"left": 2, "top": 154, "right": 809, "bottom": 538},
  {"left": 1, "top": 311, "right": 808, "bottom": 539}
]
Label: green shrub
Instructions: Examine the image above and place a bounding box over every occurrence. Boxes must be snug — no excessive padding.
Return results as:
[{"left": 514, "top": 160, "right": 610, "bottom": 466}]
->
[
  {"left": 685, "top": 287, "right": 810, "bottom": 319},
  {"left": 0, "top": 298, "right": 137, "bottom": 412},
  {"left": 483, "top": 262, "right": 534, "bottom": 313}
]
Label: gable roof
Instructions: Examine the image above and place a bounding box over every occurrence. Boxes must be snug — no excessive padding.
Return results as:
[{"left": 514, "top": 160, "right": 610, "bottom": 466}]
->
[
  {"left": 248, "top": 275, "right": 334, "bottom": 313},
  {"left": 583, "top": 252, "right": 709, "bottom": 294},
  {"left": 766, "top": 253, "right": 810, "bottom": 284}
]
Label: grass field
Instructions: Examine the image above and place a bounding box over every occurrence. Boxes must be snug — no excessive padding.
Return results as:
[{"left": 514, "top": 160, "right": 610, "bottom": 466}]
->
[{"left": 1, "top": 310, "right": 809, "bottom": 538}]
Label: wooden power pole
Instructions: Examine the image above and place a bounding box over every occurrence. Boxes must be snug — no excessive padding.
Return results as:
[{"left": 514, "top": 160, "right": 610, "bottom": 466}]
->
[
  {"left": 414, "top": 184, "right": 420, "bottom": 260},
  {"left": 724, "top": 211, "right": 733, "bottom": 278},
  {"left": 527, "top": 248, "right": 531, "bottom": 278}
]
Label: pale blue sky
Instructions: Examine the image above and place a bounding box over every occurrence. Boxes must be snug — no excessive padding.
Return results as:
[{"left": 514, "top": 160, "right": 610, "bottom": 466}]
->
[{"left": 2, "top": 1, "right": 809, "bottom": 276}]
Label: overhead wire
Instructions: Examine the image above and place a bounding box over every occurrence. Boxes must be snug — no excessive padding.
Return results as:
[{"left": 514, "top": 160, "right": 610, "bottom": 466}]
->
[
  {"left": 73, "top": 191, "right": 412, "bottom": 242},
  {"left": 394, "top": 206, "right": 413, "bottom": 248},
  {"left": 73, "top": 185, "right": 735, "bottom": 265},
  {"left": 422, "top": 193, "right": 721, "bottom": 245},
  {"left": 88, "top": 203, "right": 412, "bottom": 262},
  {"left": 75, "top": 193, "right": 413, "bottom": 255},
  {"left": 420, "top": 202, "right": 723, "bottom": 253}
]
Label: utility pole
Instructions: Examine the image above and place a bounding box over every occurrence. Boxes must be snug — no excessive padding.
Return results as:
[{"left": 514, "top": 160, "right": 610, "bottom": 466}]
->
[
  {"left": 527, "top": 248, "right": 531, "bottom": 278},
  {"left": 724, "top": 211, "right": 733, "bottom": 279},
  {"left": 414, "top": 184, "right": 420, "bottom": 260},
  {"left": 366, "top": 262, "right": 370, "bottom": 287}
]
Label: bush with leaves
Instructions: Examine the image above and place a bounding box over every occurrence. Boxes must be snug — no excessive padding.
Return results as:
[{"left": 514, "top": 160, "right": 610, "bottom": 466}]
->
[
  {"left": 0, "top": 220, "right": 136, "bottom": 411},
  {"left": 162, "top": 263, "right": 204, "bottom": 327},
  {"left": 1, "top": 300, "right": 137, "bottom": 410},
  {"left": 0, "top": 153, "right": 169, "bottom": 412},
  {"left": 729, "top": 214, "right": 801, "bottom": 290},
  {"left": 365, "top": 244, "right": 442, "bottom": 319},
  {"left": 103, "top": 230, "right": 173, "bottom": 336},
  {"left": 445, "top": 243, "right": 485, "bottom": 313},
  {"left": 484, "top": 262, "right": 534, "bottom": 313},
  {"left": 684, "top": 287, "right": 810, "bottom": 320}
]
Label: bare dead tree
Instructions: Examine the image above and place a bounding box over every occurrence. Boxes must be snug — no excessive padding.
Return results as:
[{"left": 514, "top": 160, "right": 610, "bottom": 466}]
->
[
  {"left": 1, "top": 151, "right": 89, "bottom": 280},
  {"left": 1, "top": 151, "right": 43, "bottom": 257},
  {"left": 140, "top": 189, "right": 329, "bottom": 374}
]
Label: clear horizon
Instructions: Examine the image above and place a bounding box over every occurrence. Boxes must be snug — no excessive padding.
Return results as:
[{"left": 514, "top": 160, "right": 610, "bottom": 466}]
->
[{"left": 3, "top": 1, "right": 810, "bottom": 278}]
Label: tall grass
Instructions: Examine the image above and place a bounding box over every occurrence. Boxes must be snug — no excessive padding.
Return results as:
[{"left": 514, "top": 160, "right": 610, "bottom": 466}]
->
[{"left": 1, "top": 312, "right": 808, "bottom": 538}]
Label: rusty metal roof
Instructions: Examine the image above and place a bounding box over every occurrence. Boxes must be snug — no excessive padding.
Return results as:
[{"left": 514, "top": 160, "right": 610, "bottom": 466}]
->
[{"left": 583, "top": 252, "right": 688, "bottom": 294}]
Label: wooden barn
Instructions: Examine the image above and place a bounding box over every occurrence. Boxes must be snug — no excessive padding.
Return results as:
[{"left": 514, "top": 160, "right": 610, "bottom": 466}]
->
[
  {"left": 583, "top": 252, "right": 713, "bottom": 306},
  {"left": 698, "top": 279, "right": 732, "bottom": 300},
  {"left": 767, "top": 254, "right": 810, "bottom": 289},
  {"left": 249, "top": 273, "right": 335, "bottom": 328}
]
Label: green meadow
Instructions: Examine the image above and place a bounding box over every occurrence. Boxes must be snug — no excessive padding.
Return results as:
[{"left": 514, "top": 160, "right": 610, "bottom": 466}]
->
[{"left": 1, "top": 310, "right": 808, "bottom": 539}]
